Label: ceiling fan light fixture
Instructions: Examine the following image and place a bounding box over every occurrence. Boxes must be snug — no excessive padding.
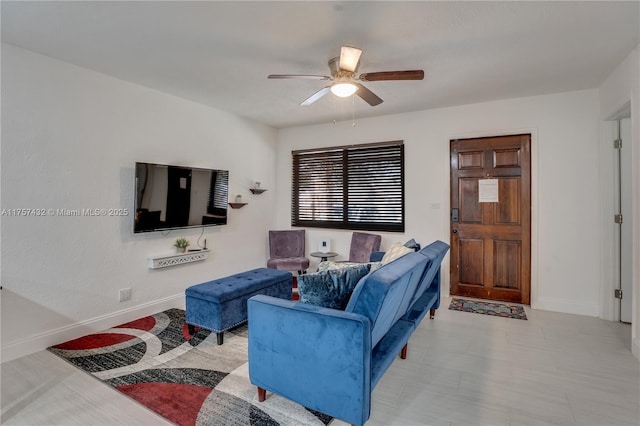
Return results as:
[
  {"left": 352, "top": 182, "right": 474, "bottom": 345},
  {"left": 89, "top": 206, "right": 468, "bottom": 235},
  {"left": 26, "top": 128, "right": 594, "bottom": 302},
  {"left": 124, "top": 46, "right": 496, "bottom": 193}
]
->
[
  {"left": 269, "top": 45, "right": 423, "bottom": 106},
  {"left": 331, "top": 82, "right": 357, "bottom": 97}
]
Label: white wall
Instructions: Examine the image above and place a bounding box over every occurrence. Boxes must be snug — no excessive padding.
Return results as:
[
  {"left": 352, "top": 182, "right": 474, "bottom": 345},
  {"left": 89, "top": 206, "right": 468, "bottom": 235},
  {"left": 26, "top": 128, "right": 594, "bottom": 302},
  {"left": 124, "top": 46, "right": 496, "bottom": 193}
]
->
[
  {"left": 0, "top": 44, "right": 278, "bottom": 362},
  {"left": 598, "top": 46, "right": 640, "bottom": 357},
  {"left": 276, "top": 89, "right": 602, "bottom": 318}
]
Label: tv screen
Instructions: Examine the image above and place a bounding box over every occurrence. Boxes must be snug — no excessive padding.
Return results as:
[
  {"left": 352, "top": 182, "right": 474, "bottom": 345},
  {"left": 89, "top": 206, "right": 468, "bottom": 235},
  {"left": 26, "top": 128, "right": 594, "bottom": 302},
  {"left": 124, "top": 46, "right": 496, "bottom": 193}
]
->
[{"left": 134, "top": 162, "right": 229, "bottom": 233}]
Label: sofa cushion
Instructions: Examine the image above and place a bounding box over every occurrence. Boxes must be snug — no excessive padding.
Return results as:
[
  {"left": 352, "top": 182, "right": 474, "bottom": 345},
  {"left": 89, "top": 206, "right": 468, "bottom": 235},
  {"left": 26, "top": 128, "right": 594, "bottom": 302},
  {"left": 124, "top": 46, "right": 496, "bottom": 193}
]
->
[
  {"left": 267, "top": 256, "right": 310, "bottom": 271},
  {"left": 298, "top": 264, "right": 371, "bottom": 310},
  {"left": 345, "top": 252, "right": 428, "bottom": 347},
  {"left": 380, "top": 242, "right": 414, "bottom": 265}
]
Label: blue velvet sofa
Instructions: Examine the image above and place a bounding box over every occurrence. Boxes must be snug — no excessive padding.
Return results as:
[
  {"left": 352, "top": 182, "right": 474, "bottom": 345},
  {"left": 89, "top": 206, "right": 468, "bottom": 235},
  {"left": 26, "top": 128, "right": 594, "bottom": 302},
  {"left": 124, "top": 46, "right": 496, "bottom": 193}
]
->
[{"left": 247, "top": 240, "right": 449, "bottom": 426}]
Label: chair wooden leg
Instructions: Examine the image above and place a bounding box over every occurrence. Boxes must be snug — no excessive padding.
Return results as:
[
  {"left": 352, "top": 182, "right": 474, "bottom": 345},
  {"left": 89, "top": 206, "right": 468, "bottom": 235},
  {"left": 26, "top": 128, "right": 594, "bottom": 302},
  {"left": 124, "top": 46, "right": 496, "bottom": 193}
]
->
[
  {"left": 257, "top": 386, "right": 266, "bottom": 402},
  {"left": 430, "top": 308, "right": 436, "bottom": 319},
  {"left": 400, "top": 343, "right": 408, "bottom": 359}
]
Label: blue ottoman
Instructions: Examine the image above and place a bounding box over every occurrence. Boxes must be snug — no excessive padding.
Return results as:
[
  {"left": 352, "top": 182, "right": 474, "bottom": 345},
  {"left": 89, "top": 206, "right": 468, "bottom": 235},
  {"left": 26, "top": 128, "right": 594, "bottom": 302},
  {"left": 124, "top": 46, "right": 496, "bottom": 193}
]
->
[{"left": 185, "top": 268, "right": 292, "bottom": 344}]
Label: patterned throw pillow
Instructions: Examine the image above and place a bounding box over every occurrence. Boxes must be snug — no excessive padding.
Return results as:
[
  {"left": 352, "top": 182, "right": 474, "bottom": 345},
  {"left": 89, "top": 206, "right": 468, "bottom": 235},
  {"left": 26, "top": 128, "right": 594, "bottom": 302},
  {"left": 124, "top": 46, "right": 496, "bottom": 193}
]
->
[
  {"left": 380, "top": 242, "right": 414, "bottom": 265},
  {"left": 318, "top": 260, "right": 382, "bottom": 272},
  {"left": 316, "top": 261, "right": 333, "bottom": 273},
  {"left": 298, "top": 264, "right": 371, "bottom": 310}
]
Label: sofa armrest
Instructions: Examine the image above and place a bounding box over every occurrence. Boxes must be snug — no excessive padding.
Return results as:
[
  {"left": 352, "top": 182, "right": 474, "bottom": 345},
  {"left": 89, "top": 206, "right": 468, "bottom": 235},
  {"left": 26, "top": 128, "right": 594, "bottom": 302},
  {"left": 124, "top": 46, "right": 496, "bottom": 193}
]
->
[
  {"left": 248, "top": 295, "right": 372, "bottom": 426},
  {"left": 369, "top": 251, "right": 385, "bottom": 262}
]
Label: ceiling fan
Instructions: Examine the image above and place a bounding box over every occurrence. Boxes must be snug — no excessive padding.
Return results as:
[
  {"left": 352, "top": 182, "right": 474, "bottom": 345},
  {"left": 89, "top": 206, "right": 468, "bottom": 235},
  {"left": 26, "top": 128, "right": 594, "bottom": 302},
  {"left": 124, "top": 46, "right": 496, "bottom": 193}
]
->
[{"left": 268, "top": 46, "right": 424, "bottom": 107}]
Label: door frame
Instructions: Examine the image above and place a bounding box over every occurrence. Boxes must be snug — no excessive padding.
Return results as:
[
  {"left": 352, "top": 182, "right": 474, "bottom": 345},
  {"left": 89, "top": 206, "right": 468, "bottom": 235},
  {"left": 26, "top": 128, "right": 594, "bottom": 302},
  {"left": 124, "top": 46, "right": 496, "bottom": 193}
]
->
[
  {"left": 618, "top": 118, "right": 633, "bottom": 323},
  {"left": 444, "top": 128, "right": 539, "bottom": 309},
  {"left": 600, "top": 107, "right": 634, "bottom": 323}
]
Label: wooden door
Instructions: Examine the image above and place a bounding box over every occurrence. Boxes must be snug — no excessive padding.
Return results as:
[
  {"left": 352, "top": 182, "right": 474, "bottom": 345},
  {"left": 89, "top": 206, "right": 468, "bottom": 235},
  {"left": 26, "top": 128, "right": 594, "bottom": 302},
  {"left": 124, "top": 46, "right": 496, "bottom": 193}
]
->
[{"left": 450, "top": 134, "right": 531, "bottom": 304}]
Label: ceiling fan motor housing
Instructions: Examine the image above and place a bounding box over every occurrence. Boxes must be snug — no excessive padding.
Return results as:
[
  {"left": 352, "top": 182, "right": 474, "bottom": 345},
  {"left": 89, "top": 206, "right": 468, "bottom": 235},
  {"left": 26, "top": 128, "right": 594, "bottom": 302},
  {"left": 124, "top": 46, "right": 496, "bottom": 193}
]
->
[{"left": 328, "top": 57, "right": 340, "bottom": 77}]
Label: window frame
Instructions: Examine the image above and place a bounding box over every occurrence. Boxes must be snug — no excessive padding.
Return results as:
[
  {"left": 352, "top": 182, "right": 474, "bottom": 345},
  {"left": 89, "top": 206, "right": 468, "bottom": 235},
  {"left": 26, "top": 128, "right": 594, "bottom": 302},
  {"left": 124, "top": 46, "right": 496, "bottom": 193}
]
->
[{"left": 291, "top": 140, "right": 405, "bottom": 232}]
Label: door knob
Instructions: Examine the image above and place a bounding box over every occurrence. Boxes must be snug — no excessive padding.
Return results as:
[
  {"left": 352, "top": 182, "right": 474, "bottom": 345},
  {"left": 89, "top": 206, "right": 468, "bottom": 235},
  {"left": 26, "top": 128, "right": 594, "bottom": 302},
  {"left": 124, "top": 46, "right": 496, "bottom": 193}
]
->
[{"left": 452, "top": 229, "right": 458, "bottom": 234}]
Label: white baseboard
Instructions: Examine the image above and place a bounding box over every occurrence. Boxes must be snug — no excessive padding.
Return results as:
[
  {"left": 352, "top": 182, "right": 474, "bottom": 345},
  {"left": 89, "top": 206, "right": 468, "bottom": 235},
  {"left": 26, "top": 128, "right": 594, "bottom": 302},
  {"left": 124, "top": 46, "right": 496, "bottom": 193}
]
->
[
  {"left": 1, "top": 294, "right": 185, "bottom": 363},
  {"left": 632, "top": 336, "right": 640, "bottom": 360},
  {"left": 535, "top": 297, "right": 599, "bottom": 317}
]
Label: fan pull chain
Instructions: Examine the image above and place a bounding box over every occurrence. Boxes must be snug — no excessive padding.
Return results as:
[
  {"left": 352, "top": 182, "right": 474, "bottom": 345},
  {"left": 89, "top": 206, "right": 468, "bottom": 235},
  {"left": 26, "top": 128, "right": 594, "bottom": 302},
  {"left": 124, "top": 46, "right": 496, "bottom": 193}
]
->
[{"left": 352, "top": 93, "right": 356, "bottom": 127}]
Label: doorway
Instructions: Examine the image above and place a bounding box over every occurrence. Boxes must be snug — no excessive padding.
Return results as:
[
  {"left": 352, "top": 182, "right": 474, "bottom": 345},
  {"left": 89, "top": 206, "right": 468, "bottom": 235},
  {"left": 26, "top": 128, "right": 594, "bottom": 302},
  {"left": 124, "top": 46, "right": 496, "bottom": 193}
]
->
[
  {"left": 449, "top": 134, "right": 532, "bottom": 304},
  {"left": 615, "top": 118, "right": 632, "bottom": 323}
]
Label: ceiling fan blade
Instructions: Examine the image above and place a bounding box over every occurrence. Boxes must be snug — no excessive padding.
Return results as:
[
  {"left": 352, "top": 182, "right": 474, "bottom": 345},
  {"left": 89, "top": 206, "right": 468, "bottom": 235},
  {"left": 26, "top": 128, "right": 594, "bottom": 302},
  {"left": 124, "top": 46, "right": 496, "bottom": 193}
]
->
[
  {"left": 339, "top": 46, "right": 362, "bottom": 73},
  {"left": 359, "top": 70, "right": 424, "bottom": 81},
  {"left": 354, "top": 83, "right": 383, "bottom": 106},
  {"left": 300, "top": 86, "right": 331, "bottom": 106},
  {"left": 268, "top": 74, "right": 331, "bottom": 80}
]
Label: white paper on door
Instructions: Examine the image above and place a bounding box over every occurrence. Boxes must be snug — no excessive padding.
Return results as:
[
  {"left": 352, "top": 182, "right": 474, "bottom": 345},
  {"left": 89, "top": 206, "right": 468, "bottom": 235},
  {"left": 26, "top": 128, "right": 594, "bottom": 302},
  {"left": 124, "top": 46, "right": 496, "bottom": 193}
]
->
[{"left": 478, "top": 179, "right": 499, "bottom": 203}]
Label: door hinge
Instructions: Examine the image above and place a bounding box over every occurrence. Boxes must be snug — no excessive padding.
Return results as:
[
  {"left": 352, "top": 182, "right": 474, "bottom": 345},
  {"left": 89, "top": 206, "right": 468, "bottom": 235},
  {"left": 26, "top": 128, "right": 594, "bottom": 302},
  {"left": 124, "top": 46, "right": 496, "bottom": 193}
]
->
[
  {"left": 614, "top": 214, "right": 623, "bottom": 224},
  {"left": 614, "top": 288, "right": 623, "bottom": 299},
  {"left": 614, "top": 139, "right": 622, "bottom": 149}
]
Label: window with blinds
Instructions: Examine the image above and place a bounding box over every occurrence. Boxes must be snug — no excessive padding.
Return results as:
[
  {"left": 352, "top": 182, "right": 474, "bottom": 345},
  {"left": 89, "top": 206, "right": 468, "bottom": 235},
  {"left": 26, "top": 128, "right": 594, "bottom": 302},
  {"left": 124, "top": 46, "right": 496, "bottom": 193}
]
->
[
  {"left": 207, "top": 170, "right": 229, "bottom": 216},
  {"left": 292, "top": 141, "right": 404, "bottom": 232}
]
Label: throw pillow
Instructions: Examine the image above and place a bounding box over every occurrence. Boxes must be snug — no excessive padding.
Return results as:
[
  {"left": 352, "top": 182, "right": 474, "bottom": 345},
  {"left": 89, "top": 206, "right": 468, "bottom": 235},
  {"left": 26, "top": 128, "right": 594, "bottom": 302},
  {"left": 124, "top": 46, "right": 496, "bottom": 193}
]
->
[
  {"left": 298, "top": 264, "right": 371, "bottom": 310},
  {"left": 317, "top": 261, "right": 332, "bottom": 273},
  {"left": 321, "top": 260, "right": 382, "bottom": 272},
  {"left": 404, "top": 238, "right": 421, "bottom": 252},
  {"left": 331, "top": 261, "right": 382, "bottom": 272},
  {"left": 381, "top": 242, "right": 414, "bottom": 265}
]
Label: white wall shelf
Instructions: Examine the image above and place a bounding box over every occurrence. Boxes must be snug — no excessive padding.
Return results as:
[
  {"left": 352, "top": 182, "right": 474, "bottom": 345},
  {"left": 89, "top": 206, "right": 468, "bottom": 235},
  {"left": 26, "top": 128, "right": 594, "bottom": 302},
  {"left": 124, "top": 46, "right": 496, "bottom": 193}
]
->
[{"left": 147, "top": 250, "right": 209, "bottom": 269}]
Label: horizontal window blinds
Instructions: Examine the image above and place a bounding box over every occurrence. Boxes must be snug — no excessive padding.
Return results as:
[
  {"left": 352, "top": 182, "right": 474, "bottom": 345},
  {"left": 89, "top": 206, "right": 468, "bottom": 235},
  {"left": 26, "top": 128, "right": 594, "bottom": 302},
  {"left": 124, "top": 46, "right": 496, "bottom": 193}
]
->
[{"left": 292, "top": 141, "right": 404, "bottom": 232}]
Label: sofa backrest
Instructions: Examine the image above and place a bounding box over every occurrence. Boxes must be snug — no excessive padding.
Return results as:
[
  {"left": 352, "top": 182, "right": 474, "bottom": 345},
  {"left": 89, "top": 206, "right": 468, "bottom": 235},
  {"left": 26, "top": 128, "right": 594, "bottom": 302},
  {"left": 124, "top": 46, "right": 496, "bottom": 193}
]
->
[
  {"left": 391, "top": 256, "right": 431, "bottom": 325},
  {"left": 345, "top": 252, "right": 429, "bottom": 347},
  {"left": 411, "top": 240, "right": 450, "bottom": 306}
]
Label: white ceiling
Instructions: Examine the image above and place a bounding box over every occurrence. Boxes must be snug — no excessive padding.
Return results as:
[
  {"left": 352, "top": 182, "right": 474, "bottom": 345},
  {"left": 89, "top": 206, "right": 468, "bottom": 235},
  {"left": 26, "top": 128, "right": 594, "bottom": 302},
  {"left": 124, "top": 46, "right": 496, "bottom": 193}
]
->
[{"left": 2, "top": 1, "right": 638, "bottom": 129}]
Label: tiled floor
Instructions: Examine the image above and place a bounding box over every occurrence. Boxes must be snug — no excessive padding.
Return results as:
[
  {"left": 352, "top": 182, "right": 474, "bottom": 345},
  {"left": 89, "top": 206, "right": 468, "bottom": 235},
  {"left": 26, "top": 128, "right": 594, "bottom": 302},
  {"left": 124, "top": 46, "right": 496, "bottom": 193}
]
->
[{"left": 2, "top": 297, "right": 638, "bottom": 425}]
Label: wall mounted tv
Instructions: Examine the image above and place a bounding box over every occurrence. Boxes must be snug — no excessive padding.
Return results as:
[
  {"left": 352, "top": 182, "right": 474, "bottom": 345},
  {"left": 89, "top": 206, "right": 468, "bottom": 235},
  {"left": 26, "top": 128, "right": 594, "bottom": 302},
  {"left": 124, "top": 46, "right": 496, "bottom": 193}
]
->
[{"left": 134, "top": 162, "right": 229, "bottom": 233}]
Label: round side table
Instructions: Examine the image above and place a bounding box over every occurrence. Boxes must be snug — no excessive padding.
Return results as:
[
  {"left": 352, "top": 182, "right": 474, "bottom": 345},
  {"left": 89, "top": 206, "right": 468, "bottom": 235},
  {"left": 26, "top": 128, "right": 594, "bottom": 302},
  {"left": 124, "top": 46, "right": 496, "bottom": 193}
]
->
[{"left": 310, "top": 251, "right": 338, "bottom": 262}]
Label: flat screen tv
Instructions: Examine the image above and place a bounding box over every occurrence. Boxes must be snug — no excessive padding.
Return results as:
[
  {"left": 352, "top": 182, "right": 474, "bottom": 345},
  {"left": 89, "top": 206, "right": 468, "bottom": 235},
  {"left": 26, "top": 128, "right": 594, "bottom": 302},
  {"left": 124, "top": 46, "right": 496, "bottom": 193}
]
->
[{"left": 134, "top": 162, "right": 229, "bottom": 233}]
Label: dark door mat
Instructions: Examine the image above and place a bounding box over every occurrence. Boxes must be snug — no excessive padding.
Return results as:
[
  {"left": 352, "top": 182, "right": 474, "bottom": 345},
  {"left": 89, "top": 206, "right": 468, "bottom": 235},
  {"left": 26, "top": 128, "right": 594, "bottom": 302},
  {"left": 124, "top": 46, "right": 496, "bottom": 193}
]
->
[{"left": 449, "top": 298, "right": 527, "bottom": 320}]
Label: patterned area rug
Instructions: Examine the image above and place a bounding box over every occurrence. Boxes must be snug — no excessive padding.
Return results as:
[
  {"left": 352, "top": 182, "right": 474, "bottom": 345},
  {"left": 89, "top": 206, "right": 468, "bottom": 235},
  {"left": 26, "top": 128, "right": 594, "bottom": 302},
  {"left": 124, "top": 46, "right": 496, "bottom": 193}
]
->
[
  {"left": 48, "top": 309, "right": 332, "bottom": 425},
  {"left": 449, "top": 298, "right": 527, "bottom": 320}
]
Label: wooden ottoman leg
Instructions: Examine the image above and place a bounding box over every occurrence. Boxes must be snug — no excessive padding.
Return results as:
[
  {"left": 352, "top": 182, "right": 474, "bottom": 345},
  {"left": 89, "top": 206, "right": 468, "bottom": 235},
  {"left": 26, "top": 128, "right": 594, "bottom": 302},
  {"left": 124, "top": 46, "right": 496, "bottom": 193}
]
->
[
  {"left": 258, "top": 387, "right": 266, "bottom": 402},
  {"left": 429, "top": 308, "right": 436, "bottom": 319},
  {"left": 187, "top": 324, "right": 196, "bottom": 335},
  {"left": 216, "top": 332, "right": 224, "bottom": 345}
]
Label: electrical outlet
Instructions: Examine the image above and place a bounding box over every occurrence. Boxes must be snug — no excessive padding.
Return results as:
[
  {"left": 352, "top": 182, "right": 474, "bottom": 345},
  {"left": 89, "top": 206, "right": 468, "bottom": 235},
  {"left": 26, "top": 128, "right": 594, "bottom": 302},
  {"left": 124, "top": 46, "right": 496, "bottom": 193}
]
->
[{"left": 119, "top": 288, "right": 132, "bottom": 302}]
